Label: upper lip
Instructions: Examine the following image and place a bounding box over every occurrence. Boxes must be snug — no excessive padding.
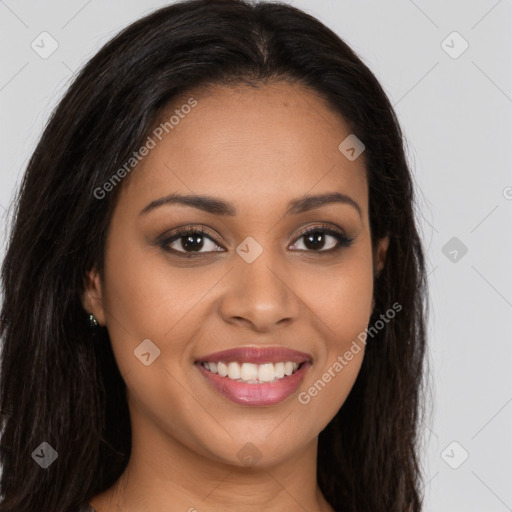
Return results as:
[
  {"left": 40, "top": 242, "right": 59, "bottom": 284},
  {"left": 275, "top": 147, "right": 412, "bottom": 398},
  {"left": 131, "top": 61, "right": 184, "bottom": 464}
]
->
[{"left": 195, "top": 346, "right": 313, "bottom": 365}]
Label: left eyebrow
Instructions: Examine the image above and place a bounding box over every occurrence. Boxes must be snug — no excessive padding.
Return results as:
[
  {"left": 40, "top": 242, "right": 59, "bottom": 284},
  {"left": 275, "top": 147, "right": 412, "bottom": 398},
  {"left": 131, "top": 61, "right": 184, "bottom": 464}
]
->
[
  {"left": 139, "top": 193, "right": 237, "bottom": 217},
  {"left": 139, "top": 192, "right": 362, "bottom": 219},
  {"left": 286, "top": 192, "right": 362, "bottom": 219}
]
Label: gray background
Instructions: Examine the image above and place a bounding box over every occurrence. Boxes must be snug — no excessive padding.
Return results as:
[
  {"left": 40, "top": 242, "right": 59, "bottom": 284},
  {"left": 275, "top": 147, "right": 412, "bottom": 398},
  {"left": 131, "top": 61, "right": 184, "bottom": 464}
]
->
[{"left": 1, "top": 1, "right": 511, "bottom": 510}]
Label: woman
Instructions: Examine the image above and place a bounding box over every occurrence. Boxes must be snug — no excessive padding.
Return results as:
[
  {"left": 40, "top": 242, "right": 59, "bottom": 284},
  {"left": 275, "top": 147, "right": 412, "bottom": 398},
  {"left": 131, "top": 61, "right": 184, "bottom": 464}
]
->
[{"left": 0, "top": 0, "right": 429, "bottom": 511}]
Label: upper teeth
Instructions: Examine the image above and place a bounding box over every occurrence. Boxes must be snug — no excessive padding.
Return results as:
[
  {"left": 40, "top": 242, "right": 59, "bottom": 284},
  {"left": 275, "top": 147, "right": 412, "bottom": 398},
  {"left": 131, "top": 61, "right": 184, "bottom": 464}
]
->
[{"left": 201, "top": 361, "right": 300, "bottom": 383}]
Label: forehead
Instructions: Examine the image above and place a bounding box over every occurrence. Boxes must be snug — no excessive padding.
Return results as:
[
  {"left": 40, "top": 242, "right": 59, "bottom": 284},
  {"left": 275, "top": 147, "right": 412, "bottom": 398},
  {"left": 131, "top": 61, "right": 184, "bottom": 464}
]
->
[{"left": 120, "top": 81, "right": 368, "bottom": 218}]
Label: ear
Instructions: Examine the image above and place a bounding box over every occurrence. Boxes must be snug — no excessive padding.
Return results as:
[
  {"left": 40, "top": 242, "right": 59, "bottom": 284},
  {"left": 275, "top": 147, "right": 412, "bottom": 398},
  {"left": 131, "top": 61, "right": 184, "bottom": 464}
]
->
[
  {"left": 371, "top": 235, "right": 390, "bottom": 314},
  {"left": 374, "top": 235, "right": 390, "bottom": 277},
  {"left": 82, "top": 268, "right": 106, "bottom": 327}
]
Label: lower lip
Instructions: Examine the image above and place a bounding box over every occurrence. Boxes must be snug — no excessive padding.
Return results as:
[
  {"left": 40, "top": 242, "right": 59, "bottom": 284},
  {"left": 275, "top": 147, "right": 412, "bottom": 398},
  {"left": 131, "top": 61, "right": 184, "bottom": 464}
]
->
[{"left": 195, "top": 362, "right": 311, "bottom": 406}]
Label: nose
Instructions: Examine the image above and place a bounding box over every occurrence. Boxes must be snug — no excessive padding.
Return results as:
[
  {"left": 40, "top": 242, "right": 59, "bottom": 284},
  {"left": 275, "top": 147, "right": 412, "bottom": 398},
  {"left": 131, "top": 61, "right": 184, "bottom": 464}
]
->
[{"left": 219, "top": 248, "right": 301, "bottom": 333}]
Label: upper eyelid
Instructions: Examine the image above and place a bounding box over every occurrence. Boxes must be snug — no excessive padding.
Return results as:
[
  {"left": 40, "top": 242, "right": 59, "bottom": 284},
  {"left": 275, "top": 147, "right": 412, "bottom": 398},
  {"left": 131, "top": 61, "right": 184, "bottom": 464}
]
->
[
  {"left": 160, "top": 224, "right": 348, "bottom": 250},
  {"left": 160, "top": 226, "right": 223, "bottom": 246}
]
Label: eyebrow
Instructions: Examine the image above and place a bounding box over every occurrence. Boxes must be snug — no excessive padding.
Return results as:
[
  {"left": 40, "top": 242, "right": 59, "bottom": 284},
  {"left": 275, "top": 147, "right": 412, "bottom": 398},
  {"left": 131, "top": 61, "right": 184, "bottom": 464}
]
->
[{"left": 139, "top": 191, "right": 362, "bottom": 218}]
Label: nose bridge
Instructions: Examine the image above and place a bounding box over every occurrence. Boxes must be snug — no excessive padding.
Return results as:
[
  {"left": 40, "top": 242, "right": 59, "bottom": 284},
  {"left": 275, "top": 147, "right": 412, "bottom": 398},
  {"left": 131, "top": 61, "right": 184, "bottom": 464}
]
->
[{"left": 220, "top": 237, "right": 299, "bottom": 330}]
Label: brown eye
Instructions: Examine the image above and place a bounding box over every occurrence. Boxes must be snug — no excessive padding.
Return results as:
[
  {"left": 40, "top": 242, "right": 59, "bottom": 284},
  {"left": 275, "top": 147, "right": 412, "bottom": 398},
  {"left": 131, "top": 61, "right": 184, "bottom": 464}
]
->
[
  {"left": 159, "top": 224, "right": 353, "bottom": 258},
  {"left": 159, "top": 227, "right": 225, "bottom": 256},
  {"left": 290, "top": 225, "right": 354, "bottom": 253}
]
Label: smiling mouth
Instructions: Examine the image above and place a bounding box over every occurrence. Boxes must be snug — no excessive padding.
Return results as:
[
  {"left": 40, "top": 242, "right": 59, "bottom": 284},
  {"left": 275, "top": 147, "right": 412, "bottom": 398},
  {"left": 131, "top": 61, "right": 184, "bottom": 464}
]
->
[
  {"left": 194, "top": 346, "right": 313, "bottom": 405},
  {"left": 199, "top": 360, "right": 304, "bottom": 384}
]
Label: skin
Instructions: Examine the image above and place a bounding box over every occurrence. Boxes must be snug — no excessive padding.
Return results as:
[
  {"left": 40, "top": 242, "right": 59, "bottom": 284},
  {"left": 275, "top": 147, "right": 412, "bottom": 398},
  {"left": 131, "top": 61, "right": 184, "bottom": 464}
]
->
[{"left": 83, "top": 81, "right": 389, "bottom": 512}]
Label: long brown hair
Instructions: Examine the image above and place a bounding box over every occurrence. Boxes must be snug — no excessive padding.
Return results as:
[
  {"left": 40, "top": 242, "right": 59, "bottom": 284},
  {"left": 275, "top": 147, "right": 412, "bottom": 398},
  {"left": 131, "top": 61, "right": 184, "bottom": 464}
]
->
[{"left": 0, "top": 1, "right": 429, "bottom": 510}]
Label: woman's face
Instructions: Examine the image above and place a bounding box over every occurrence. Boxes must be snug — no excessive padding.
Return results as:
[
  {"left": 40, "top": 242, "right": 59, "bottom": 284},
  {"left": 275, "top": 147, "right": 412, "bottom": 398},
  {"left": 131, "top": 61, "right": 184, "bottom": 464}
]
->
[{"left": 84, "top": 81, "right": 388, "bottom": 468}]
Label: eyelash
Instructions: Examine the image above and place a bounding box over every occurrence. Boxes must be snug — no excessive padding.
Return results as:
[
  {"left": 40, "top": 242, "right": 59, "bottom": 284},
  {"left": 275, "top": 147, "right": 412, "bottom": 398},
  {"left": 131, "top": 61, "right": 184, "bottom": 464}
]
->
[{"left": 158, "top": 224, "right": 354, "bottom": 257}]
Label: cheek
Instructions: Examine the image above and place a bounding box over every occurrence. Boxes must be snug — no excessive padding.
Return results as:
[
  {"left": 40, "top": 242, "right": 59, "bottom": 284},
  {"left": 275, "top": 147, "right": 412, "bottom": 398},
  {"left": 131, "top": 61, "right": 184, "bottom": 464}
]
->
[
  {"left": 309, "top": 242, "right": 374, "bottom": 342},
  {"left": 100, "top": 231, "right": 235, "bottom": 382},
  {"left": 295, "top": 243, "right": 374, "bottom": 425},
  {"left": 102, "top": 231, "right": 199, "bottom": 335},
  {"left": 99, "top": 239, "right": 213, "bottom": 442},
  {"left": 99, "top": 232, "right": 184, "bottom": 374}
]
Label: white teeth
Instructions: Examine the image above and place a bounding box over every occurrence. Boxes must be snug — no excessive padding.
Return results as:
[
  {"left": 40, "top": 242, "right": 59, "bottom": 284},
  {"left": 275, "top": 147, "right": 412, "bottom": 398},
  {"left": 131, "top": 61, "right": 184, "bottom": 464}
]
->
[
  {"left": 217, "top": 362, "right": 228, "bottom": 377},
  {"left": 227, "top": 362, "right": 240, "bottom": 380},
  {"left": 240, "top": 362, "right": 258, "bottom": 381},
  {"left": 258, "top": 363, "right": 275, "bottom": 382},
  {"left": 201, "top": 360, "right": 303, "bottom": 383}
]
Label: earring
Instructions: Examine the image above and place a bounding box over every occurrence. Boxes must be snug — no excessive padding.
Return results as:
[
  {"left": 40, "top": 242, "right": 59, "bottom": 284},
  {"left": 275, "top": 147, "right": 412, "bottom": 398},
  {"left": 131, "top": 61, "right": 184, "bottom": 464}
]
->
[{"left": 89, "top": 314, "right": 99, "bottom": 328}]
